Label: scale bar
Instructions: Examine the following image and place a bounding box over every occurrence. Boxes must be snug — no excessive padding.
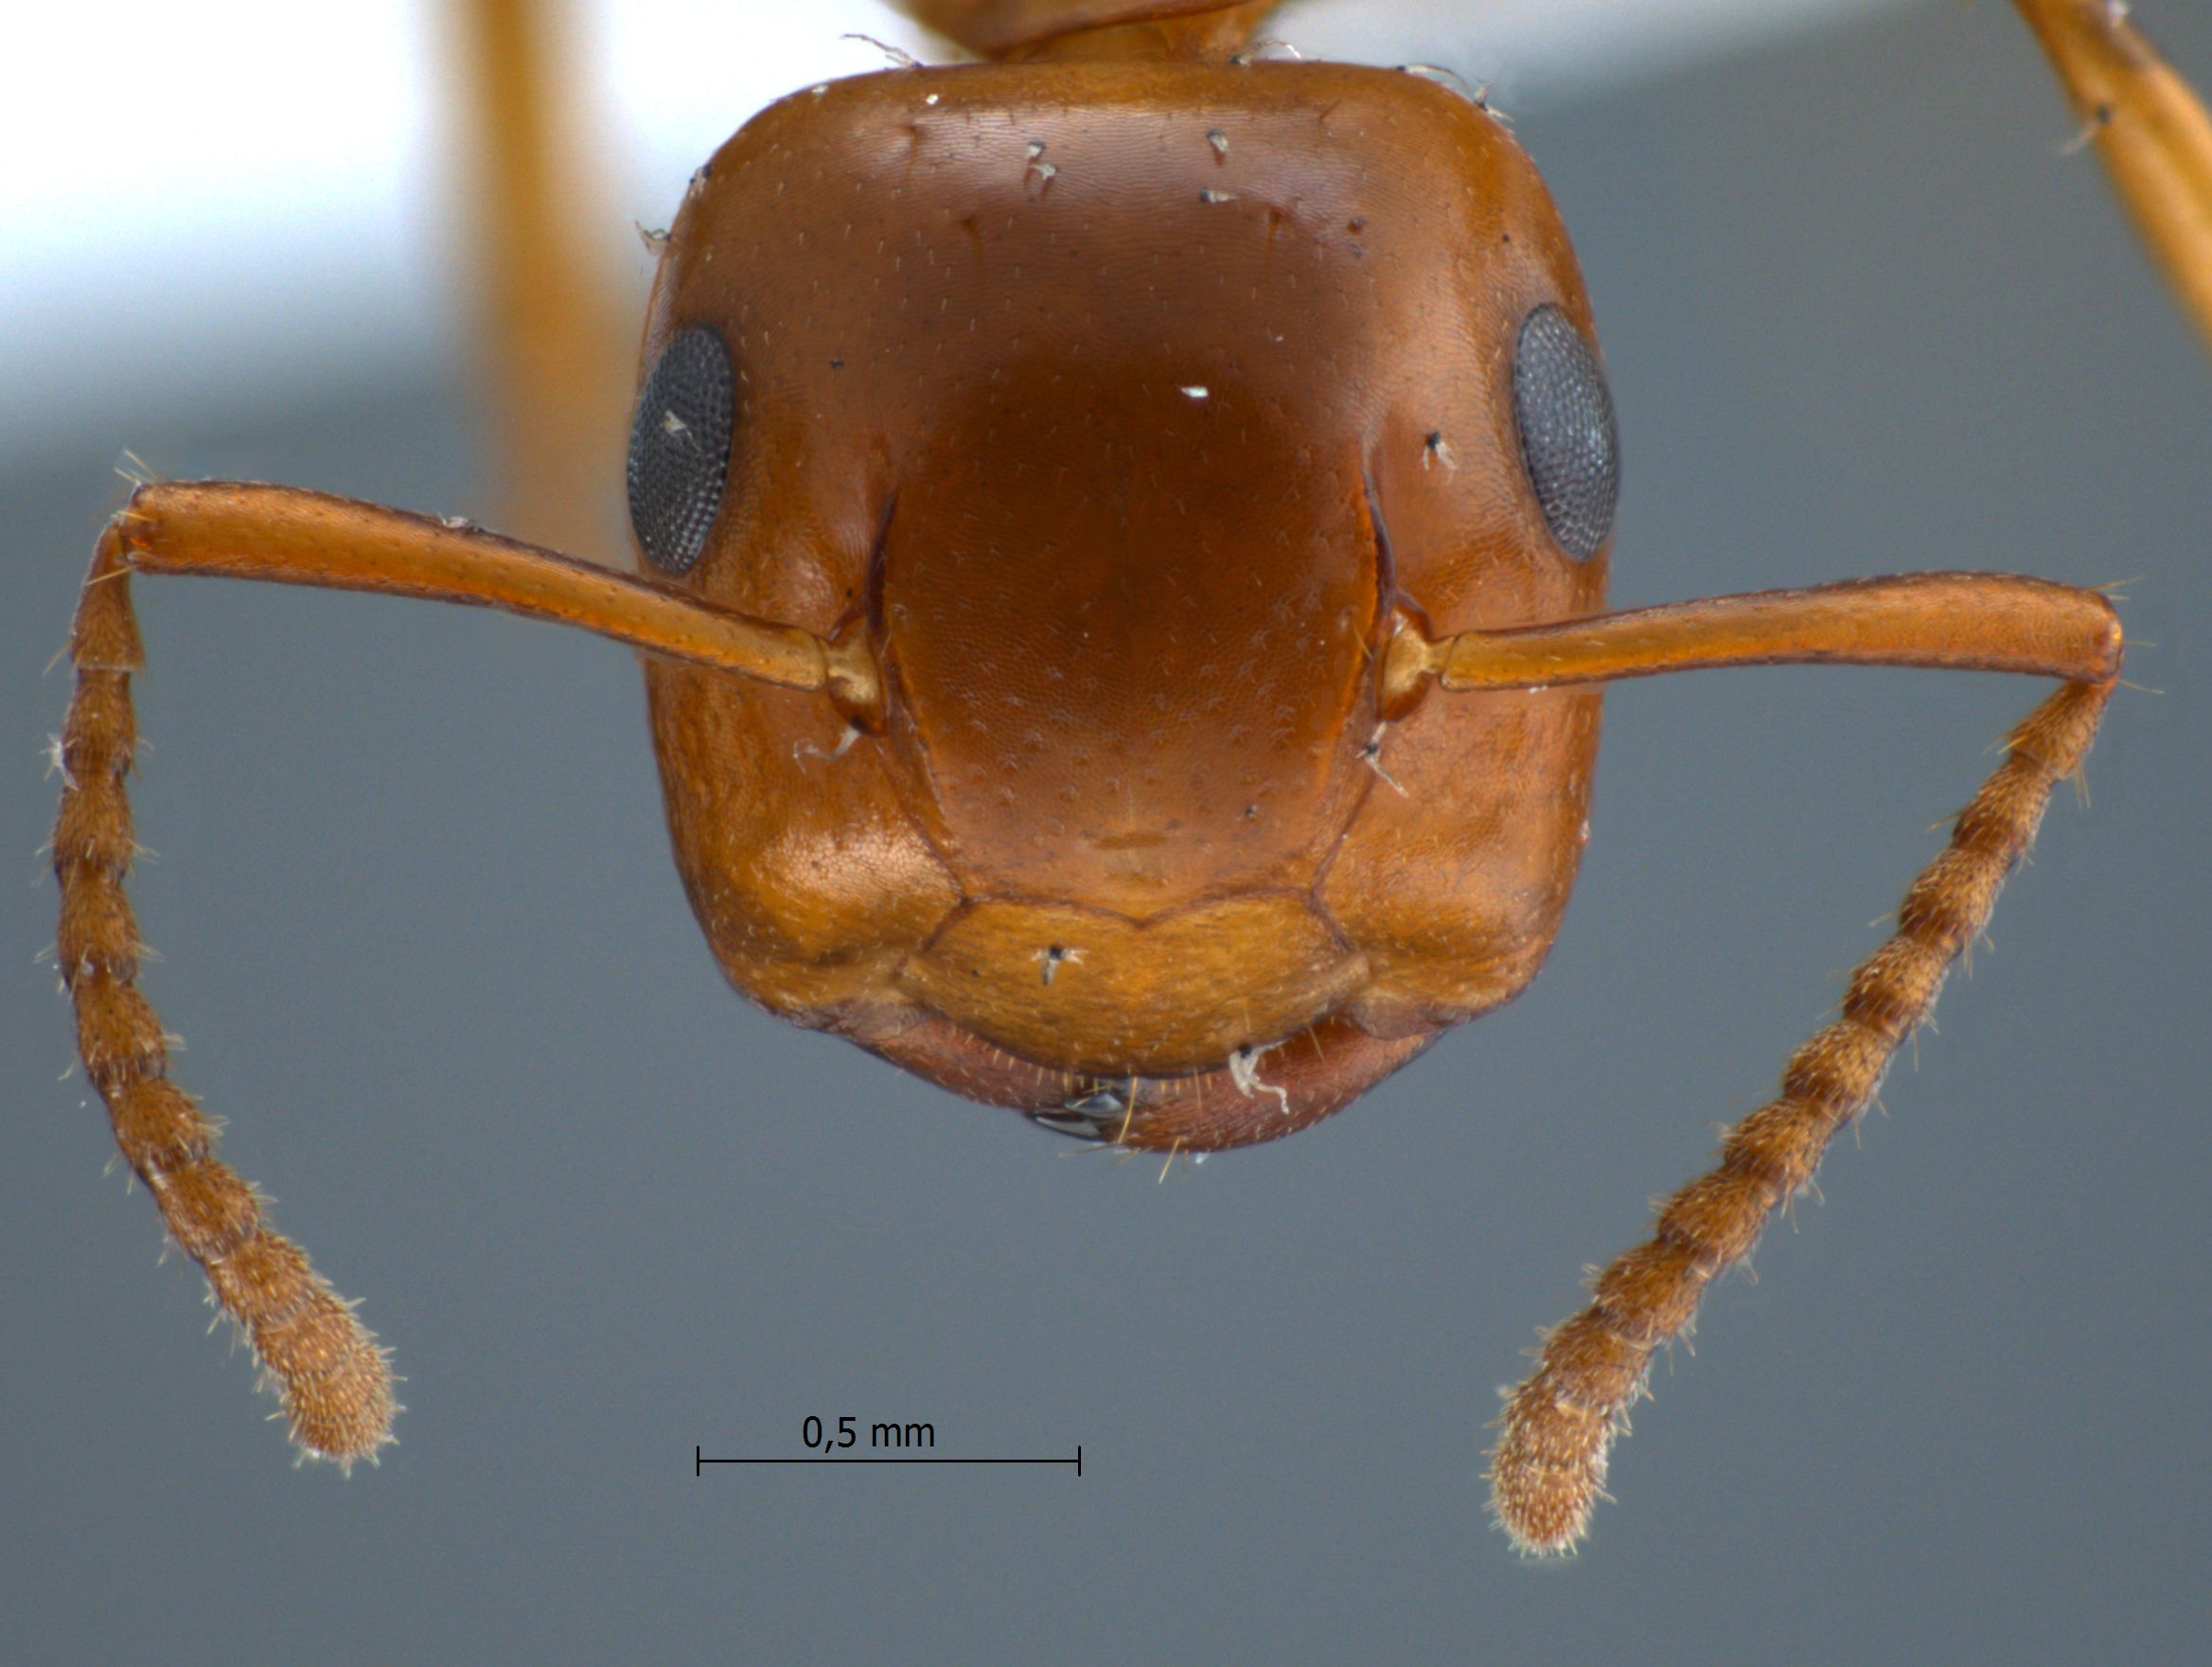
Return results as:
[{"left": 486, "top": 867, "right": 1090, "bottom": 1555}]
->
[{"left": 697, "top": 1445, "right": 1082, "bottom": 1476}]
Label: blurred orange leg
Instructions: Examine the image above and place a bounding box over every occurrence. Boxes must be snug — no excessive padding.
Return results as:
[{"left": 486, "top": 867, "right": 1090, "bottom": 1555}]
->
[
  {"left": 2013, "top": 0, "right": 2212, "bottom": 348},
  {"left": 450, "top": 0, "right": 636, "bottom": 551}
]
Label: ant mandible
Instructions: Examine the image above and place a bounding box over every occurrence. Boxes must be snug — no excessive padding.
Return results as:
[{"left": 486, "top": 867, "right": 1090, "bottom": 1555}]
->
[{"left": 49, "top": 0, "right": 2208, "bottom": 1553}]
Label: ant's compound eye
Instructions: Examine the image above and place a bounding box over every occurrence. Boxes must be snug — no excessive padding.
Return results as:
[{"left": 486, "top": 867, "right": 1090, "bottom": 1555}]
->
[
  {"left": 1512, "top": 304, "right": 1619, "bottom": 561},
  {"left": 628, "top": 325, "right": 735, "bottom": 576}
]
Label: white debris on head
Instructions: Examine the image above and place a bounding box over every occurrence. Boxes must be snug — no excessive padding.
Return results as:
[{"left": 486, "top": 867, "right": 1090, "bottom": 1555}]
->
[{"left": 1229, "top": 1042, "right": 1291, "bottom": 1115}]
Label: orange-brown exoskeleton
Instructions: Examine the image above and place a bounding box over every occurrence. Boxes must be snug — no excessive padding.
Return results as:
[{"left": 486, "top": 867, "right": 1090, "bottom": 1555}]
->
[{"left": 51, "top": 0, "right": 2210, "bottom": 1553}]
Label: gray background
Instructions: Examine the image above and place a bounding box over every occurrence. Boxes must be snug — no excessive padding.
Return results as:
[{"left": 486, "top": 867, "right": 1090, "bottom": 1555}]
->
[{"left": 7, "top": 3, "right": 2209, "bottom": 1661}]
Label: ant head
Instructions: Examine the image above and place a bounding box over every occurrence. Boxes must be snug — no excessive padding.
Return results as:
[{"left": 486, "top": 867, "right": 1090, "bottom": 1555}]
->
[{"left": 629, "top": 60, "right": 1610, "bottom": 1115}]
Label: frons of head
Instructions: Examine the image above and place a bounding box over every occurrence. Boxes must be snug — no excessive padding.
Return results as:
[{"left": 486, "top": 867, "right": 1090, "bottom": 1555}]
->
[{"left": 901, "top": 0, "right": 1276, "bottom": 60}]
